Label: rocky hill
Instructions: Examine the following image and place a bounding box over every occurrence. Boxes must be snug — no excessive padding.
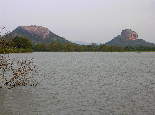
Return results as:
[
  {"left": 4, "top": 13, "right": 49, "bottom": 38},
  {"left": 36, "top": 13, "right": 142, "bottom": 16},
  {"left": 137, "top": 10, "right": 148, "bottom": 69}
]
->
[
  {"left": 10, "top": 25, "right": 69, "bottom": 43},
  {"left": 106, "top": 29, "right": 155, "bottom": 47}
]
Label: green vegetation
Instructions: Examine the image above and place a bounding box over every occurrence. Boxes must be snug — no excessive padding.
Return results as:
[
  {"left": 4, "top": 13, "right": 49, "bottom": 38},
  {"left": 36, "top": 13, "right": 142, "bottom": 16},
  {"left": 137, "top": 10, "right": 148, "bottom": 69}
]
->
[
  {"left": 0, "top": 35, "right": 32, "bottom": 54},
  {"left": 33, "top": 42, "right": 155, "bottom": 52},
  {"left": 0, "top": 35, "right": 155, "bottom": 53},
  {"left": 0, "top": 33, "right": 38, "bottom": 89}
]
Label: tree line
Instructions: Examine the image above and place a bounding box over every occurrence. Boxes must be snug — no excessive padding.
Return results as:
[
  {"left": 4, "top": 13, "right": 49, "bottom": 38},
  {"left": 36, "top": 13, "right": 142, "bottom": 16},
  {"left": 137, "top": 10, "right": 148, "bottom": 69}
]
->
[
  {"left": 33, "top": 42, "right": 155, "bottom": 52},
  {"left": 1, "top": 35, "right": 155, "bottom": 53}
]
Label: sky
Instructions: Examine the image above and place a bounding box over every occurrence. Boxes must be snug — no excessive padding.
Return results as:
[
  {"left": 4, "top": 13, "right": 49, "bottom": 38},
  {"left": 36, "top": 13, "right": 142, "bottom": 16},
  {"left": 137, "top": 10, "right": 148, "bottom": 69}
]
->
[{"left": 0, "top": 0, "right": 155, "bottom": 43}]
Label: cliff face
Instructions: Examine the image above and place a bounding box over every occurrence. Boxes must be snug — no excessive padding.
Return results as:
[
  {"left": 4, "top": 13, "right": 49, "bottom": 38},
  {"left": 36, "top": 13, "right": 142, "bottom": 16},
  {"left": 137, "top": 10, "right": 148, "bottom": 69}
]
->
[
  {"left": 106, "top": 29, "right": 155, "bottom": 47},
  {"left": 121, "top": 29, "right": 138, "bottom": 41},
  {"left": 10, "top": 25, "right": 69, "bottom": 43}
]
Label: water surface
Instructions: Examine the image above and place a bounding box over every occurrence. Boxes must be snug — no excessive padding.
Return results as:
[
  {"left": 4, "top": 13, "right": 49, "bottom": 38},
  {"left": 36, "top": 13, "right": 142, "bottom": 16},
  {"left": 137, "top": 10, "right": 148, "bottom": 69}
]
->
[{"left": 1, "top": 52, "right": 155, "bottom": 115}]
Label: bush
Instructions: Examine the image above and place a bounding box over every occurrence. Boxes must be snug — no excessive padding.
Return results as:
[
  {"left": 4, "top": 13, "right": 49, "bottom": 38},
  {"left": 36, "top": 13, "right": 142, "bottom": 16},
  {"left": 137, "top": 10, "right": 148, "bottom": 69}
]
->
[
  {"left": 0, "top": 54, "right": 39, "bottom": 89},
  {"left": 12, "top": 36, "right": 32, "bottom": 49}
]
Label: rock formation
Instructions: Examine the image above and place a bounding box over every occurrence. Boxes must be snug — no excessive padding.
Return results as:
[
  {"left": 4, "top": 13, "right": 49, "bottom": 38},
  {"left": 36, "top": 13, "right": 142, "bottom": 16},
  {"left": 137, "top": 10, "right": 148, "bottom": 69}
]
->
[
  {"left": 10, "top": 25, "right": 69, "bottom": 43},
  {"left": 121, "top": 29, "right": 138, "bottom": 40},
  {"left": 106, "top": 29, "right": 155, "bottom": 47}
]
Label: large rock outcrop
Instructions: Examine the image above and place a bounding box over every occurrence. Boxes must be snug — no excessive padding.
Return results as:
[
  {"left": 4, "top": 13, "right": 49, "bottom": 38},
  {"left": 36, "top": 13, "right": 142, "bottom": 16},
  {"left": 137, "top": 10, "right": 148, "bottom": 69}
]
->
[
  {"left": 106, "top": 29, "right": 155, "bottom": 47},
  {"left": 121, "top": 29, "right": 138, "bottom": 40},
  {"left": 10, "top": 25, "right": 69, "bottom": 43}
]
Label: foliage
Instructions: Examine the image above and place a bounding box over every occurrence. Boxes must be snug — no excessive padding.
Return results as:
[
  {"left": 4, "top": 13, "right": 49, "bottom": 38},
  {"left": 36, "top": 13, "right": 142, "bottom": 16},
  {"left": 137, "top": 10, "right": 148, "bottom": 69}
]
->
[
  {"left": 0, "top": 27, "right": 39, "bottom": 89},
  {"left": 0, "top": 35, "right": 32, "bottom": 54},
  {"left": 33, "top": 42, "right": 155, "bottom": 52},
  {"left": 0, "top": 55, "right": 39, "bottom": 89},
  {"left": 12, "top": 36, "right": 32, "bottom": 49}
]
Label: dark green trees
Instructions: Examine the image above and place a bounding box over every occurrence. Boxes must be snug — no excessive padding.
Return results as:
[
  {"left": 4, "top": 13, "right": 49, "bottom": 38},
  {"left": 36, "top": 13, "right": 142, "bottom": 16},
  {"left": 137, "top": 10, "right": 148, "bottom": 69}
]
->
[
  {"left": 12, "top": 36, "right": 32, "bottom": 49},
  {"left": 1, "top": 35, "right": 155, "bottom": 53},
  {"left": 0, "top": 36, "right": 33, "bottom": 53}
]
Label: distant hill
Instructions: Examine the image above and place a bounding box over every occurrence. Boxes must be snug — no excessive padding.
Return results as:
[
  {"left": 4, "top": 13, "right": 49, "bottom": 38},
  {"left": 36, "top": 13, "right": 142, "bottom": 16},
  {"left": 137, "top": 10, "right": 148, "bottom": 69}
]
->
[
  {"left": 72, "top": 41, "right": 91, "bottom": 45},
  {"left": 72, "top": 41, "right": 101, "bottom": 45},
  {"left": 106, "top": 29, "right": 155, "bottom": 47},
  {"left": 10, "top": 25, "right": 69, "bottom": 43}
]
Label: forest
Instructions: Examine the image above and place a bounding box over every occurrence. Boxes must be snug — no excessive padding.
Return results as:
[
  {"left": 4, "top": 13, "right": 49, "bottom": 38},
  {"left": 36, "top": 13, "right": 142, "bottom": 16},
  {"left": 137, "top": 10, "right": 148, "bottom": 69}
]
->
[{"left": 1, "top": 35, "right": 155, "bottom": 54}]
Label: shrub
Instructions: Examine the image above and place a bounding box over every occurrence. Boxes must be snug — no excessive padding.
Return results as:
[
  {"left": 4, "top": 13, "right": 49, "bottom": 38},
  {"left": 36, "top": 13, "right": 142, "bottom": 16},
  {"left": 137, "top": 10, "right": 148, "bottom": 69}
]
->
[
  {"left": 0, "top": 54, "right": 39, "bottom": 89},
  {"left": 0, "top": 27, "right": 39, "bottom": 89}
]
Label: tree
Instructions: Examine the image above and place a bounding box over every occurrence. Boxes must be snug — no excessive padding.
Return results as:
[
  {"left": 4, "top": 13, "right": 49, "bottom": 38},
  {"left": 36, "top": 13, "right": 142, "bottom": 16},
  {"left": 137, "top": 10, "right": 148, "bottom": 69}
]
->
[
  {"left": 0, "top": 28, "right": 39, "bottom": 89},
  {"left": 12, "top": 36, "right": 32, "bottom": 49}
]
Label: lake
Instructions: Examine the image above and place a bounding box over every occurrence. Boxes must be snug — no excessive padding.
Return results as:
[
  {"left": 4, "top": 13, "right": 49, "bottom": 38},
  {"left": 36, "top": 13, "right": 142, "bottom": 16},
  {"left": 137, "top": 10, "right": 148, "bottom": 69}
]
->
[{"left": 0, "top": 52, "right": 155, "bottom": 115}]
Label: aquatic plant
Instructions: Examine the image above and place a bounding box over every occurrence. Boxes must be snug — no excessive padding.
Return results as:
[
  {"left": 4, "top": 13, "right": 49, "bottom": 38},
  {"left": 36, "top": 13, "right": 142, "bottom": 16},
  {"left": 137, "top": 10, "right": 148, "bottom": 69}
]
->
[
  {"left": 0, "top": 54, "right": 41, "bottom": 89},
  {"left": 0, "top": 55, "right": 39, "bottom": 89}
]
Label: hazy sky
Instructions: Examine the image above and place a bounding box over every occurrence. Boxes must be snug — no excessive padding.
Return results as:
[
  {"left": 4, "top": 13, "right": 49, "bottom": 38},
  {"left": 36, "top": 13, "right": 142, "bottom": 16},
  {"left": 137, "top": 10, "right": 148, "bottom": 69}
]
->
[{"left": 0, "top": 0, "right": 155, "bottom": 43}]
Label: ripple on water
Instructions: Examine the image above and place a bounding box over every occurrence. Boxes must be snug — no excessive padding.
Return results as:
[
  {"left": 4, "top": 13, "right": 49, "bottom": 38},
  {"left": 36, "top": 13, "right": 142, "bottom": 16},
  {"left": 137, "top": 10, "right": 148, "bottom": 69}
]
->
[{"left": 1, "top": 52, "right": 155, "bottom": 115}]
